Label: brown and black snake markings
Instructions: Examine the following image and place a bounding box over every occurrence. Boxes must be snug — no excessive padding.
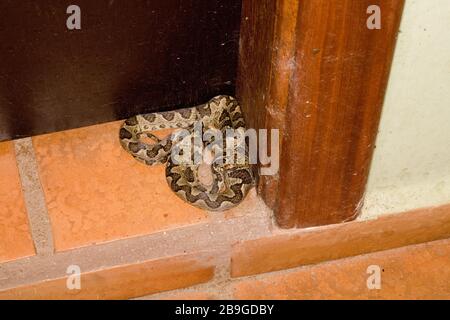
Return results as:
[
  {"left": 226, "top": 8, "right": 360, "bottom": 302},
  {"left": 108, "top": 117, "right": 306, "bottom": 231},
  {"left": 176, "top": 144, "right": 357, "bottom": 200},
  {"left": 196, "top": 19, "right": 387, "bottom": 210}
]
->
[{"left": 119, "top": 95, "right": 255, "bottom": 211}]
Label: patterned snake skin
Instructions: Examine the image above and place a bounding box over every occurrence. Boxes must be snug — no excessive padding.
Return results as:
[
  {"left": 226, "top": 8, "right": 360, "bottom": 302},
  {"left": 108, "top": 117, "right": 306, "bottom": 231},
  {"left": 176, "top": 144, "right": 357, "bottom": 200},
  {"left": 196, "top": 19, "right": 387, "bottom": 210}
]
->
[{"left": 119, "top": 95, "right": 255, "bottom": 211}]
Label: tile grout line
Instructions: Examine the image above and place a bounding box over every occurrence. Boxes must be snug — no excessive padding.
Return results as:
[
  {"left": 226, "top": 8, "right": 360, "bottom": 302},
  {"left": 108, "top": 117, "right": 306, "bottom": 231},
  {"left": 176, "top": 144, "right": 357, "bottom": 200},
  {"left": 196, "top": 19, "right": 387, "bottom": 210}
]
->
[
  {"left": 14, "top": 138, "right": 55, "bottom": 256},
  {"left": 134, "top": 246, "right": 235, "bottom": 300},
  {"left": 132, "top": 207, "right": 276, "bottom": 301},
  {"left": 147, "top": 237, "right": 450, "bottom": 300},
  {"left": 3, "top": 135, "right": 275, "bottom": 295},
  {"left": 0, "top": 207, "right": 272, "bottom": 291}
]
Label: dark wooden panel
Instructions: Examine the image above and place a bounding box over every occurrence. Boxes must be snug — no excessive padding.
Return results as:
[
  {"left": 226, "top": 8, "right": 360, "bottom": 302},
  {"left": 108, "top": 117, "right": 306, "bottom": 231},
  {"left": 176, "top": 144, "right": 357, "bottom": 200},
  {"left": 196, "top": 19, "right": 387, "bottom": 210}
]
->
[
  {"left": 0, "top": 0, "right": 241, "bottom": 140},
  {"left": 237, "top": 0, "right": 404, "bottom": 228}
]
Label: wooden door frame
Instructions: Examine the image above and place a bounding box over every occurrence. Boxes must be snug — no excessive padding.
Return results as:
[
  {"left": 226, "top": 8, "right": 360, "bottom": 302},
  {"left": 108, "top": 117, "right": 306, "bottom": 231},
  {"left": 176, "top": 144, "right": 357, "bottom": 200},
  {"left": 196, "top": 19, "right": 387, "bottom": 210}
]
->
[{"left": 237, "top": 0, "right": 405, "bottom": 228}]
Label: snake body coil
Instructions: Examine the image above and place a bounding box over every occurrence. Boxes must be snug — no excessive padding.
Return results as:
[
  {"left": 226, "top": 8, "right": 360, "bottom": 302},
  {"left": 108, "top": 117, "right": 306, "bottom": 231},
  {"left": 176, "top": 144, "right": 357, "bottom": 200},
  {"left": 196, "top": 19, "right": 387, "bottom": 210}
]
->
[{"left": 119, "top": 95, "right": 255, "bottom": 211}]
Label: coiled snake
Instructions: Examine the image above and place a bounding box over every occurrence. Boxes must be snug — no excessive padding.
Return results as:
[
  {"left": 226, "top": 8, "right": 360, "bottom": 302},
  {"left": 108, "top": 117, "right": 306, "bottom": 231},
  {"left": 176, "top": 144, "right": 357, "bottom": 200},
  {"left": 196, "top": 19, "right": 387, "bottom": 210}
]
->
[{"left": 119, "top": 95, "right": 255, "bottom": 211}]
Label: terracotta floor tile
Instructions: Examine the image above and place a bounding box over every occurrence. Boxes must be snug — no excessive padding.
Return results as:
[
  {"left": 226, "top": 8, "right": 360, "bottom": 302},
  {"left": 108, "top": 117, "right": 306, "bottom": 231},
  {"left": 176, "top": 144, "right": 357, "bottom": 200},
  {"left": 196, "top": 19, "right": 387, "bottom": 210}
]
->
[
  {"left": 0, "top": 253, "right": 215, "bottom": 300},
  {"left": 233, "top": 238, "right": 450, "bottom": 300},
  {"left": 32, "top": 121, "right": 208, "bottom": 251},
  {"left": 0, "top": 142, "right": 35, "bottom": 262}
]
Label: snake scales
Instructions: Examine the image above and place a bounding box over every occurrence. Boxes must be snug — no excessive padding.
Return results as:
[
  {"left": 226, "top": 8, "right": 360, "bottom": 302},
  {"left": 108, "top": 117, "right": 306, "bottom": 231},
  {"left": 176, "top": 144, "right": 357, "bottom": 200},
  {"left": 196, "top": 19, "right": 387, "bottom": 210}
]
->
[{"left": 119, "top": 95, "right": 255, "bottom": 211}]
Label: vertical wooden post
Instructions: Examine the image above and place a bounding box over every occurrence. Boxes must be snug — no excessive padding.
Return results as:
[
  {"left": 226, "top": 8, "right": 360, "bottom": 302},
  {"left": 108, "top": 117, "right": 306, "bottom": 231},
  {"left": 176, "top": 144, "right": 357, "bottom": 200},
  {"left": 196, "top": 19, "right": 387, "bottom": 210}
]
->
[{"left": 237, "top": 0, "right": 405, "bottom": 228}]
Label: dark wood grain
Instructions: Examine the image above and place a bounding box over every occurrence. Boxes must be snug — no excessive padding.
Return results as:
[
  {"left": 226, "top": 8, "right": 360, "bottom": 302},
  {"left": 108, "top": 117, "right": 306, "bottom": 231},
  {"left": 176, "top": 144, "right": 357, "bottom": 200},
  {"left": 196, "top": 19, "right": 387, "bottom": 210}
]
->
[
  {"left": 237, "top": 0, "right": 404, "bottom": 228},
  {"left": 0, "top": 0, "right": 241, "bottom": 141}
]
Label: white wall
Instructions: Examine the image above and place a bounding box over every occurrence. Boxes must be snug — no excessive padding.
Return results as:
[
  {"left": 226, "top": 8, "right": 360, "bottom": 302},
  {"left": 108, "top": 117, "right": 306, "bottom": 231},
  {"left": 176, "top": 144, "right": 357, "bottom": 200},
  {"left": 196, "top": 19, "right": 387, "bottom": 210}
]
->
[{"left": 360, "top": 0, "right": 450, "bottom": 220}]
